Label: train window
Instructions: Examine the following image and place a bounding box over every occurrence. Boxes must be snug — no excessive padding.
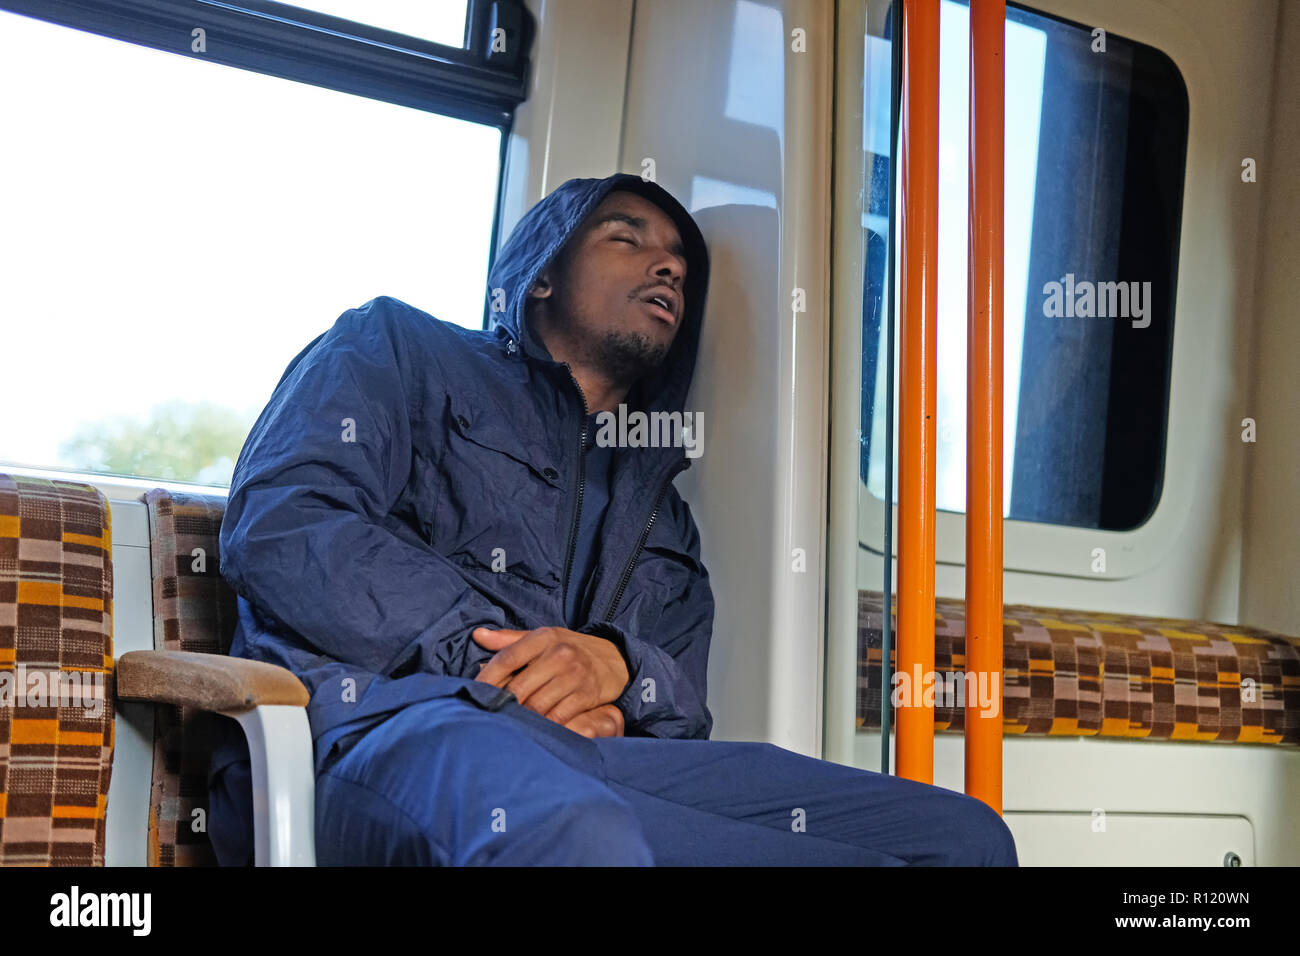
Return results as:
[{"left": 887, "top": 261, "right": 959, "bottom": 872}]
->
[
  {"left": 0, "top": 4, "right": 517, "bottom": 488},
  {"left": 860, "top": 1, "right": 1188, "bottom": 531}
]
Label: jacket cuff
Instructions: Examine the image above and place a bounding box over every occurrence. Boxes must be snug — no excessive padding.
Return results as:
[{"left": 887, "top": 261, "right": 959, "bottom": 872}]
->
[{"left": 576, "top": 619, "right": 635, "bottom": 698}]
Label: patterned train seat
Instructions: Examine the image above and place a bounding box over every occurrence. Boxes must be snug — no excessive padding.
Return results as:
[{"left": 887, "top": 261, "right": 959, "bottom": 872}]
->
[
  {"left": 858, "top": 590, "right": 1300, "bottom": 746},
  {"left": 0, "top": 474, "right": 115, "bottom": 865},
  {"left": 139, "top": 487, "right": 237, "bottom": 867}
]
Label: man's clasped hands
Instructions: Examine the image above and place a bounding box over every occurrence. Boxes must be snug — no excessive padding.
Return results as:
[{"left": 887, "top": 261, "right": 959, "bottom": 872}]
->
[{"left": 471, "top": 626, "right": 630, "bottom": 738}]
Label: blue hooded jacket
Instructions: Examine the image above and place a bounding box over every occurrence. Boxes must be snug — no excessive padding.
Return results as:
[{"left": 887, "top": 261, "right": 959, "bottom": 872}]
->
[{"left": 217, "top": 173, "right": 715, "bottom": 772}]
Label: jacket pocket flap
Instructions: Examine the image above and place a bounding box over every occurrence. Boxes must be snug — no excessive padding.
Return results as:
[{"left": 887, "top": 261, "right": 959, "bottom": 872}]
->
[{"left": 448, "top": 395, "right": 560, "bottom": 484}]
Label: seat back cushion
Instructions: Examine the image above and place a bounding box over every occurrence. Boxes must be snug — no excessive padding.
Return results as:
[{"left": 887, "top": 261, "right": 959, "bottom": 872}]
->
[
  {"left": 140, "top": 488, "right": 237, "bottom": 867},
  {"left": 0, "top": 474, "right": 115, "bottom": 865}
]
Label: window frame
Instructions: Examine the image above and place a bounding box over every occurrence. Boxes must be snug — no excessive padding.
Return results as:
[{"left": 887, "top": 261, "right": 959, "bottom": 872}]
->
[{"left": 0, "top": 0, "right": 533, "bottom": 125}]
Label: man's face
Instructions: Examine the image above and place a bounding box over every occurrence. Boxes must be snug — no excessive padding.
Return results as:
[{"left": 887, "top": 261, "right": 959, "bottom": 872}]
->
[{"left": 528, "top": 190, "right": 688, "bottom": 385}]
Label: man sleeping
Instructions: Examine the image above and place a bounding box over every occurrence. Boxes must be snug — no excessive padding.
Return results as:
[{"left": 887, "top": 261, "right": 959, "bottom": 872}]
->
[{"left": 207, "top": 172, "right": 1018, "bottom": 866}]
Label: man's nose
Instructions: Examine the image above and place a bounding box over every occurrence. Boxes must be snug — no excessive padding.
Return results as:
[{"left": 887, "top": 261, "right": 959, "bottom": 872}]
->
[{"left": 651, "top": 256, "right": 684, "bottom": 287}]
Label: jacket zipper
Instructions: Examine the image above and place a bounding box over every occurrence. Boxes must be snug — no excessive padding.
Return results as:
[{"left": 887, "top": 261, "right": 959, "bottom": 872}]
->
[
  {"left": 560, "top": 365, "right": 589, "bottom": 621},
  {"left": 602, "top": 457, "right": 690, "bottom": 621}
]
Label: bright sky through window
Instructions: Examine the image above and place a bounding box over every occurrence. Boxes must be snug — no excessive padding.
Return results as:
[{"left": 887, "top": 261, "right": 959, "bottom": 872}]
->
[
  {"left": 0, "top": 9, "right": 501, "bottom": 484},
  {"left": 286, "top": 1, "right": 467, "bottom": 46},
  {"left": 864, "top": 1, "right": 1047, "bottom": 517}
]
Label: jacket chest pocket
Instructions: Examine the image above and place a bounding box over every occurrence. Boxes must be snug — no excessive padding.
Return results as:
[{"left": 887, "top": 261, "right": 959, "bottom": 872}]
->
[
  {"left": 428, "top": 395, "right": 566, "bottom": 587},
  {"left": 447, "top": 395, "right": 562, "bottom": 484}
]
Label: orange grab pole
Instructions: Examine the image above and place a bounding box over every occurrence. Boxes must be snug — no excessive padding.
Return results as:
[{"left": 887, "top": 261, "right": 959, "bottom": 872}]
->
[
  {"left": 896, "top": 0, "right": 940, "bottom": 785},
  {"left": 965, "top": 0, "right": 1006, "bottom": 813}
]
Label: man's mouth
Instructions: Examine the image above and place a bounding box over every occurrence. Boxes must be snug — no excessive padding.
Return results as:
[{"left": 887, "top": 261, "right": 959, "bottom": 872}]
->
[
  {"left": 640, "top": 288, "right": 678, "bottom": 326},
  {"left": 644, "top": 299, "right": 674, "bottom": 325}
]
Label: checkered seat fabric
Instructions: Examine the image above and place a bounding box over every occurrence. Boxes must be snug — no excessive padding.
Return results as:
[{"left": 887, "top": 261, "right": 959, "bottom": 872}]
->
[
  {"left": 858, "top": 590, "right": 1300, "bottom": 746},
  {"left": 139, "top": 487, "right": 238, "bottom": 867},
  {"left": 0, "top": 474, "right": 115, "bottom": 865}
]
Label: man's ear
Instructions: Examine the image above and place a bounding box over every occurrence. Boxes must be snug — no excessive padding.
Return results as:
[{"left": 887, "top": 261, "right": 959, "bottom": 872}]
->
[{"left": 528, "top": 270, "right": 554, "bottom": 300}]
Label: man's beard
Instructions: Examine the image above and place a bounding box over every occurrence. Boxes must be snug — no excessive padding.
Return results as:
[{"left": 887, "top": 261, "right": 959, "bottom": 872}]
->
[{"left": 588, "top": 328, "right": 670, "bottom": 385}]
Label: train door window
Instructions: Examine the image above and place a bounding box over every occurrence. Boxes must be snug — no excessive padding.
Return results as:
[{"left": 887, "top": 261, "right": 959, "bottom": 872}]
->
[
  {"left": 0, "top": 2, "right": 527, "bottom": 488},
  {"left": 860, "top": 1, "right": 1188, "bottom": 531}
]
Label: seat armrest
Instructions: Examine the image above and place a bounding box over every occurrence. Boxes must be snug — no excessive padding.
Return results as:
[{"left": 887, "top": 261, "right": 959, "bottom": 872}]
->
[
  {"left": 115, "top": 650, "right": 309, "bottom": 714},
  {"left": 116, "top": 651, "right": 317, "bottom": 865}
]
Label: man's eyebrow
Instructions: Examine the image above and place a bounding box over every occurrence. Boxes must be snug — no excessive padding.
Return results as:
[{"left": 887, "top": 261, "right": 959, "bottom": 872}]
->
[{"left": 597, "top": 212, "right": 687, "bottom": 259}]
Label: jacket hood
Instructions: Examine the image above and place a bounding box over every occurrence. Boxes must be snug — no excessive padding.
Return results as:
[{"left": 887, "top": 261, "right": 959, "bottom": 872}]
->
[{"left": 487, "top": 173, "right": 710, "bottom": 418}]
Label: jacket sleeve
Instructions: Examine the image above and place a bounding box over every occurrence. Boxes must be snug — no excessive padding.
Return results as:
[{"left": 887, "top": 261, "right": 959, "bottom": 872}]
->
[
  {"left": 582, "top": 492, "right": 715, "bottom": 740},
  {"left": 219, "top": 298, "right": 509, "bottom": 679}
]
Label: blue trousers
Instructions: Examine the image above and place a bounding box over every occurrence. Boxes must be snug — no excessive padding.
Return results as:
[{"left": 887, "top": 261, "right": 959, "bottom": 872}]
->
[{"left": 210, "top": 696, "right": 1017, "bottom": 866}]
